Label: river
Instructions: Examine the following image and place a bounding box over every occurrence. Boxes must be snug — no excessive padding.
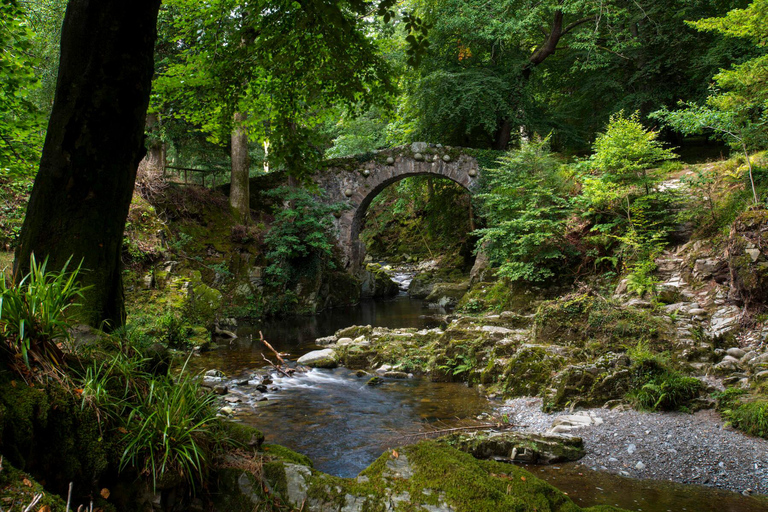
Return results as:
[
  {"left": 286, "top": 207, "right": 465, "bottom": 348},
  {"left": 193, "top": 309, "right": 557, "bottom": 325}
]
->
[{"left": 190, "top": 292, "right": 768, "bottom": 512}]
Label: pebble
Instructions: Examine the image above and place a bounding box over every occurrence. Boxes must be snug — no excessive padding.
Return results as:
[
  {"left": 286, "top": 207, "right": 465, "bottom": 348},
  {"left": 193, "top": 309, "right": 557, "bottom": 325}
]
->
[{"left": 635, "top": 461, "right": 646, "bottom": 470}]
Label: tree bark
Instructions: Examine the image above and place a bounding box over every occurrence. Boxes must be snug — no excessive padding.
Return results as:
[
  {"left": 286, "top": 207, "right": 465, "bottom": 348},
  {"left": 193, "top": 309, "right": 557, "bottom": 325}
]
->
[
  {"left": 14, "top": 0, "right": 161, "bottom": 329},
  {"left": 230, "top": 111, "right": 251, "bottom": 224}
]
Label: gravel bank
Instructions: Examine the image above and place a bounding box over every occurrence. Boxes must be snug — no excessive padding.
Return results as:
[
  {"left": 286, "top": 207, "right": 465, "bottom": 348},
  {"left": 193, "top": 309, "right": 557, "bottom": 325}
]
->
[{"left": 498, "top": 397, "right": 768, "bottom": 495}]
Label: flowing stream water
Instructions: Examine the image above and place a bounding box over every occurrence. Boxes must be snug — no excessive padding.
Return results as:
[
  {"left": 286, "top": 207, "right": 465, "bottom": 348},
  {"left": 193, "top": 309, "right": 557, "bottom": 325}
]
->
[{"left": 191, "top": 286, "right": 768, "bottom": 511}]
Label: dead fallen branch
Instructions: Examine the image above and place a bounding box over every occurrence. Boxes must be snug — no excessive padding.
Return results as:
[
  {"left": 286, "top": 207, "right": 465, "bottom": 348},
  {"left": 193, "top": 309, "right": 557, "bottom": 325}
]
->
[
  {"left": 261, "top": 354, "right": 291, "bottom": 378},
  {"left": 259, "top": 331, "right": 286, "bottom": 365},
  {"left": 402, "top": 422, "right": 523, "bottom": 443}
]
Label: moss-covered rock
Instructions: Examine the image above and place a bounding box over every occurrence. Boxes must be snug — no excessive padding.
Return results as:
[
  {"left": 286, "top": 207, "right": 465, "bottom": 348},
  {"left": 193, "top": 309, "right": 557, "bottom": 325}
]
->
[
  {"left": 259, "top": 440, "right": 627, "bottom": 512},
  {"left": 0, "top": 371, "right": 112, "bottom": 501},
  {"left": 360, "top": 264, "right": 399, "bottom": 299},
  {"left": 500, "top": 345, "right": 568, "bottom": 397},
  {"left": 444, "top": 431, "right": 585, "bottom": 464},
  {"left": 534, "top": 293, "right": 673, "bottom": 353},
  {"left": 0, "top": 457, "right": 67, "bottom": 511},
  {"left": 188, "top": 270, "right": 223, "bottom": 327}
]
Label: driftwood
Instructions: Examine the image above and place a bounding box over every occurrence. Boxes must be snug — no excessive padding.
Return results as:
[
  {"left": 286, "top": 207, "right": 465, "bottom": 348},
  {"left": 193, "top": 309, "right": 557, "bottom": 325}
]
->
[
  {"left": 66, "top": 482, "right": 73, "bottom": 512},
  {"left": 403, "top": 422, "right": 524, "bottom": 443},
  {"left": 259, "top": 331, "right": 286, "bottom": 365},
  {"left": 261, "top": 354, "right": 291, "bottom": 378},
  {"left": 22, "top": 494, "right": 42, "bottom": 512}
]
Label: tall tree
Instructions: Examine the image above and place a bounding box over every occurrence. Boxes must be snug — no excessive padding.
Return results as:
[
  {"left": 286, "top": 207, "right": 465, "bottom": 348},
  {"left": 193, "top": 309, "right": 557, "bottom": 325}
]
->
[
  {"left": 230, "top": 111, "right": 250, "bottom": 223},
  {"left": 0, "top": 0, "right": 43, "bottom": 177},
  {"left": 14, "top": 0, "right": 162, "bottom": 328}
]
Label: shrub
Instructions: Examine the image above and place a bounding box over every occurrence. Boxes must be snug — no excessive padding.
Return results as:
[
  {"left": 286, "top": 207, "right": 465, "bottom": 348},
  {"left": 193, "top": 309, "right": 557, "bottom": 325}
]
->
[
  {"left": 591, "top": 111, "right": 677, "bottom": 195},
  {"left": 157, "top": 309, "right": 188, "bottom": 348},
  {"left": 264, "top": 186, "right": 344, "bottom": 290},
  {"left": 626, "top": 345, "right": 702, "bottom": 411},
  {"left": 0, "top": 254, "right": 85, "bottom": 369},
  {"left": 628, "top": 372, "right": 702, "bottom": 411}
]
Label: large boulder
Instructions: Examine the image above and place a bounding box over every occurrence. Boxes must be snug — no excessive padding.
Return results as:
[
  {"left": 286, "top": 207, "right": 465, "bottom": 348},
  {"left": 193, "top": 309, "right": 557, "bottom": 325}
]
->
[
  {"left": 425, "top": 280, "right": 470, "bottom": 306},
  {"left": 297, "top": 349, "right": 338, "bottom": 368},
  {"left": 727, "top": 208, "right": 768, "bottom": 306},
  {"left": 360, "top": 264, "right": 399, "bottom": 299}
]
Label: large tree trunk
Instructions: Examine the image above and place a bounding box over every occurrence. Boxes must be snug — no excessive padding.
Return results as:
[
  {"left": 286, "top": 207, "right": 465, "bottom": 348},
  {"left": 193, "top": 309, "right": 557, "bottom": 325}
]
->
[
  {"left": 142, "top": 112, "right": 166, "bottom": 176},
  {"left": 14, "top": 0, "right": 161, "bottom": 329},
  {"left": 230, "top": 111, "right": 251, "bottom": 224}
]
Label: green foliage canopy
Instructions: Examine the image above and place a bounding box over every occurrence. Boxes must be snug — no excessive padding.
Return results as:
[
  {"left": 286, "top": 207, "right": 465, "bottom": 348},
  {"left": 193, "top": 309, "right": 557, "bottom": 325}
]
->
[
  {"left": 154, "top": 0, "right": 393, "bottom": 180},
  {"left": 0, "top": 0, "right": 43, "bottom": 178}
]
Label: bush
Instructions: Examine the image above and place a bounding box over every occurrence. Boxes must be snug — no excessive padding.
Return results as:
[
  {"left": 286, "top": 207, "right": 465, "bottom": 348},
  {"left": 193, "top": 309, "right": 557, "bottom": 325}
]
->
[
  {"left": 628, "top": 372, "right": 702, "bottom": 411},
  {"left": 71, "top": 352, "right": 224, "bottom": 492},
  {"left": 0, "top": 254, "right": 85, "bottom": 369},
  {"left": 264, "top": 186, "right": 344, "bottom": 290},
  {"left": 591, "top": 111, "right": 677, "bottom": 195},
  {"left": 715, "top": 389, "right": 768, "bottom": 439}
]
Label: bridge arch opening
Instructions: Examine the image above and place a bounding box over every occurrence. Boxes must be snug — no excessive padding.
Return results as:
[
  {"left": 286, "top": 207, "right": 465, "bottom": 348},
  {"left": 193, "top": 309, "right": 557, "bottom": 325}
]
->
[
  {"left": 350, "top": 173, "right": 476, "bottom": 273},
  {"left": 357, "top": 174, "right": 477, "bottom": 268}
]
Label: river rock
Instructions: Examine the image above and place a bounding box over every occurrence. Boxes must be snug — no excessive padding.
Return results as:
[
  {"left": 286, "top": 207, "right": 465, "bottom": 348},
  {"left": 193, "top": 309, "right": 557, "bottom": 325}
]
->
[
  {"left": 727, "top": 347, "right": 746, "bottom": 359},
  {"left": 548, "top": 413, "right": 604, "bottom": 434},
  {"left": 694, "top": 258, "right": 722, "bottom": 280},
  {"left": 213, "top": 384, "right": 228, "bottom": 395},
  {"left": 284, "top": 464, "right": 312, "bottom": 509},
  {"left": 481, "top": 326, "right": 514, "bottom": 335},
  {"left": 297, "top": 349, "right": 338, "bottom": 368},
  {"left": 447, "top": 431, "right": 585, "bottom": 464},
  {"left": 383, "top": 371, "right": 410, "bottom": 379},
  {"left": 315, "top": 335, "right": 337, "bottom": 346},
  {"left": 337, "top": 337, "right": 355, "bottom": 345}
]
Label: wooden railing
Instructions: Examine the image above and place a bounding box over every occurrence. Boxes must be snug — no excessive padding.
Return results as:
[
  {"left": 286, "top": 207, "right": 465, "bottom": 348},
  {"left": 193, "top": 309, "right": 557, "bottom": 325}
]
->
[{"left": 165, "top": 166, "right": 225, "bottom": 188}]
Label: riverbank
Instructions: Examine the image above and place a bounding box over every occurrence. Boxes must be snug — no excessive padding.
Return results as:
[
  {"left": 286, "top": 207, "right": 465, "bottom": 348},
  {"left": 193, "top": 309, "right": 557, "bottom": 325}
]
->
[{"left": 500, "top": 397, "right": 768, "bottom": 495}]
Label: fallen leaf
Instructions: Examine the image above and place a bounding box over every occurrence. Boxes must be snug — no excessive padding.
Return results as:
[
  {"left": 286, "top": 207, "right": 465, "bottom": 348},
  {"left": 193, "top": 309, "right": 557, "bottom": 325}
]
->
[
  {"left": 10, "top": 381, "right": 16, "bottom": 388},
  {"left": 391, "top": 449, "right": 399, "bottom": 459},
  {"left": 38, "top": 505, "right": 51, "bottom": 512},
  {"left": 117, "top": 427, "right": 128, "bottom": 434},
  {"left": 100, "top": 488, "right": 110, "bottom": 499},
  {"left": 521, "top": 476, "right": 526, "bottom": 481},
  {"left": 23, "top": 478, "right": 32, "bottom": 487}
]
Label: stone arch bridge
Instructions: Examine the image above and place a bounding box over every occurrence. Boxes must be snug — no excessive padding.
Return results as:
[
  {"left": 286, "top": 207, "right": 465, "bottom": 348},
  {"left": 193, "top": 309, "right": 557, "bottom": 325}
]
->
[{"left": 312, "top": 143, "right": 481, "bottom": 272}]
